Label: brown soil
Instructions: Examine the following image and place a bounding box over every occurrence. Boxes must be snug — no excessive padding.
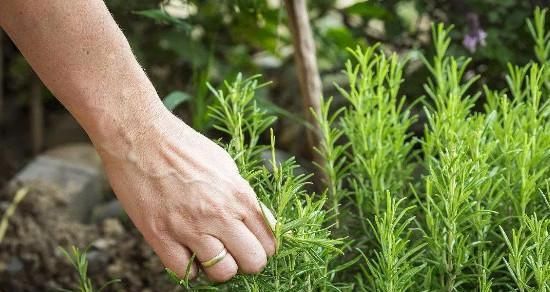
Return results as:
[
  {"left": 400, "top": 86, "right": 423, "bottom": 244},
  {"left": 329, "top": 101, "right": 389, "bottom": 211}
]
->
[{"left": 0, "top": 187, "right": 179, "bottom": 292}]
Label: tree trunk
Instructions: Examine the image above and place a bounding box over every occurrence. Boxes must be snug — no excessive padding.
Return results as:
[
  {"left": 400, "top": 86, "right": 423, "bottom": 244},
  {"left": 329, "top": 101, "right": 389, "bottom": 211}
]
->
[{"left": 284, "top": 0, "right": 324, "bottom": 170}]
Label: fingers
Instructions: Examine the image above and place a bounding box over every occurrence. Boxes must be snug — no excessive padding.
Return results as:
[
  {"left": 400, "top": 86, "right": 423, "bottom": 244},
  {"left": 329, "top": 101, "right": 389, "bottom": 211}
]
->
[
  {"left": 243, "top": 204, "right": 277, "bottom": 257},
  {"left": 149, "top": 237, "right": 198, "bottom": 279},
  {"left": 236, "top": 182, "right": 277, "bottom": 257},
  {"left": 185, "top": 234, "right": 239, "bottom": 283},
  {"left": 220, "top": 219, "right": 268, "bottom": 274}
]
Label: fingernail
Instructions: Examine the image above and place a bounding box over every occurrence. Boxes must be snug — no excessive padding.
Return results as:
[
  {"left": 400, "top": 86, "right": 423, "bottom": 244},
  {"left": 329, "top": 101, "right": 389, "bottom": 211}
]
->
[{"left": 259, "top": 201, "right": 277, "bottom": 232}]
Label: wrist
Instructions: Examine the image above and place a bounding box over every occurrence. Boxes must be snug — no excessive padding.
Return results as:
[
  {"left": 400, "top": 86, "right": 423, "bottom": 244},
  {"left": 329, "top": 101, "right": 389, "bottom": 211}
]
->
[{"left": 82, "top": 96, "right": 173, "bottom": 158}]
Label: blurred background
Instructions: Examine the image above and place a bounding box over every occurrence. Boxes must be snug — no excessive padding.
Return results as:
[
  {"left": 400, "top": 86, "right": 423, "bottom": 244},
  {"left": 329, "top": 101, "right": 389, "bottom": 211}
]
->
[{"left": 0, "top": 0, "right": 548, "bottom": 290}]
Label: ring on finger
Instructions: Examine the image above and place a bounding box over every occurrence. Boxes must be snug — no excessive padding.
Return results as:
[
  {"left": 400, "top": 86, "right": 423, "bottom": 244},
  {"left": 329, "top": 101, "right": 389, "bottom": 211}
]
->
[{"left": 201, "top": 247, "right": 228, "bottom": 268}]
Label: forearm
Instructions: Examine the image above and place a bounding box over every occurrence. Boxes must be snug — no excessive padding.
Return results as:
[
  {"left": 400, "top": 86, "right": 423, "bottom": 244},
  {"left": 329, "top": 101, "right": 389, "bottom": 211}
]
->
[
  {"left": 0, "top": 1, "right": 277, "bottom": 282},
  {"left": 0, "top": 0, "right": 168, "bottom": 147}
]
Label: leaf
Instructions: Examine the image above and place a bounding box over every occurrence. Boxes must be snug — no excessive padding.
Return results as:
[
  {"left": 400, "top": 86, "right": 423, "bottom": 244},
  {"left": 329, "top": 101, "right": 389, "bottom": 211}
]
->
[
  {"left": 134, "top": 9, "right": 191, "bottom": 30},
  {"left": 344, "top": 2, "right": 390, "bottom": 19},
  {"left": 162, "top": 91, "right": 192, "bottom": 111},
  {"left": 325, "top": 27, "right": 355, "bottom": 50}
]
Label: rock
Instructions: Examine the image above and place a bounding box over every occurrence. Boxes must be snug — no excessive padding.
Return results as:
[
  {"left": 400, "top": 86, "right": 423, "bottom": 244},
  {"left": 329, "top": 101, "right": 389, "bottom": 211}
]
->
[
  {"left": 7, "top": 143, "right": 106, "bottom": 223},
  {"left": 86, "top": 250, "right": 110, "bottom": 274},
  {"left": 6, "top": 257, "right": 23, "bottom": 274},
  {"left": 102, "top": 218, "right": 125, "bottom": 237},
  {"left": 91, "top": 238, "right": 116, "bottom": 250},
  {"left": 91, "top": 199, "right": 125, "bottom": 223}
]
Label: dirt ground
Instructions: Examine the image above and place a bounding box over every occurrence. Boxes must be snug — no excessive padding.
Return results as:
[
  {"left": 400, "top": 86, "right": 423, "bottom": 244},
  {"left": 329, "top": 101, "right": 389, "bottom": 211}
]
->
[{"left": 0, "top": 187, "right": 180, "bottom": 292}]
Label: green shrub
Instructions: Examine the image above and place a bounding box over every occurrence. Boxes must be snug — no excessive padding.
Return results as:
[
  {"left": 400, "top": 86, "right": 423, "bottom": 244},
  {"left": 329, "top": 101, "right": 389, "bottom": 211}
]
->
[{"left": 315, "top": 7, "right": 549, "bottom": 291}]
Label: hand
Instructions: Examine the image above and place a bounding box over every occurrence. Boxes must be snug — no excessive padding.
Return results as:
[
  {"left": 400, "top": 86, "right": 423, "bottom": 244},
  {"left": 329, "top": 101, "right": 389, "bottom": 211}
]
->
[{"left": 95, "top": 109, "right": 276, "bottom": 282}]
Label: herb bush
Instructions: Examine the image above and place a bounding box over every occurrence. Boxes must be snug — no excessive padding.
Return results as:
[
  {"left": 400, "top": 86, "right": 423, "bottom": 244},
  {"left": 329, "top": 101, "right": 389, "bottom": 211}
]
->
[{"left": 66, "top": 8, "right": 549, "bottom": 291}]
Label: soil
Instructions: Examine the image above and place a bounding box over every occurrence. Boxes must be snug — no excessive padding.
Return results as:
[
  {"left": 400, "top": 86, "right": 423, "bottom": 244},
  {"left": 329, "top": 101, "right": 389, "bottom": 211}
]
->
[{"left": 0, "top": 187, "right": 179, "bottom": 292}]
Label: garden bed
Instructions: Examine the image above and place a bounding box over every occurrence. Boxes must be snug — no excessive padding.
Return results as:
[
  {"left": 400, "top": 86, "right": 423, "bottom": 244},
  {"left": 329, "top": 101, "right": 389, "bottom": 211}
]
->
[{"left": 0, "top": 187, "right": 176, "bottom": 291}]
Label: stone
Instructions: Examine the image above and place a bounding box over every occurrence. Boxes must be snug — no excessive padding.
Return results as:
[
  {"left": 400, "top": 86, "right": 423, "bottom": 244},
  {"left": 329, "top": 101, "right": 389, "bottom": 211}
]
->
[
  {"left": 102, "top": 218, "right": 125, "bottom": 237},
  {"left": 5, "top": 257, "right": 23, "bottom": 274},
  {"left": 91, "top": 199, "right": 125, "bottom": 223},
  {"left": 86, "top": 250, "right": 110, "bottom": 274},
  {"left": 91, "top": 238, "right": 116, "bottom": 250},
  {"left": 7, "top": 143, "right": 106, "bottom": 223}
]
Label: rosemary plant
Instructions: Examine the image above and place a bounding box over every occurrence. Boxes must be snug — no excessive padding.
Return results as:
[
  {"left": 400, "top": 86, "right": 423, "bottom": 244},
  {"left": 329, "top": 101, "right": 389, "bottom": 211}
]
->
[
  {"left": 315, "top": 43, "right": 425, "bottom": 290},
  {"left": 168, "top": 74, "right": 345, "bottom": 291},
  {"left": 527, "top": 7, "right": 550, "bottom": 65},
  {"left": 418, "top": 13, "right": 549, "bottom": 291},
  {"left": 500, "top": 213, "right": 550, "bottom": 291},
  {"left": 359, "top": 192, "right": 426, "bottom": 292},
  {"left": 312, "top": 97, "right": 349, "bottom": 225},
  {"left": 485, "top": 62, "right": 550, "bottom": 218},
  {"left": 337, "top": 45, "right": 417, "bottom": 223},
  {"left": 419, "top": 23, "right": 499, "bottom": 291}
]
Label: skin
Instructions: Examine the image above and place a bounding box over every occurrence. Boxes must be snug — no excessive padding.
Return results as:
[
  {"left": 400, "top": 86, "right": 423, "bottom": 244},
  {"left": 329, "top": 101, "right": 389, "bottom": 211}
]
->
[{"left": 0, "top": 0, "right": 276, "bottom": 282}]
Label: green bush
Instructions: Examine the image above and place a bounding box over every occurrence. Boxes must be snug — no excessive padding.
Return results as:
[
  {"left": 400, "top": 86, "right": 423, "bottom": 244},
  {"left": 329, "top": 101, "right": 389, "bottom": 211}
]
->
[{"left": 315, "top": 8, "right": 549, "bottom": 291}]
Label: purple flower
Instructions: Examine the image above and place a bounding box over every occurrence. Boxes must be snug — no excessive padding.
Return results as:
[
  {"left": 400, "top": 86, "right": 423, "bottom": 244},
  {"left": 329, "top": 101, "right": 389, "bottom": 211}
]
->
[
  {"left": 463, "top": 29, "right": 487, "bottom": 53},
  {"left": 463, "top": 13, "right": 487, "bottom": 53}
]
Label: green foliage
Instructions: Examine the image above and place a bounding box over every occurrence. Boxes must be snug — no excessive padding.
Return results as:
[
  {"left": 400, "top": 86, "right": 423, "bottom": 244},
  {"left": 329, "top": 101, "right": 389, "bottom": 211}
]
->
[
  {"left": 419, "top": 23, "right": 498, "bottom": 291},
  {"left": 336, "top": 45, "right": 417, "bottom": 223},
  {"left": 315, "top": 8, "right": 549, "bottom": 291},
  {"left": 312, "top": 97, "right": 349, "bottom": 224},
  {"left": 486, "top": 62, "right": 550, "bottom": 218},
  {"left": 58, "top": 246, "right": 120, "bottom": 292},
  {"left": 500, "top": 214, "right": 550, "bottom": 291},
  {"left": 343, "top": 2, "right": 391, "bottom": 19},
  {"left": 527, "top": 7, "right": 550, "bottom": 64},
  {"left": 207, "top": 74, "right": 275, "bottom": 173},
  {"left": 526, "top": 7, "right": 550, "bottom": 96},
  {"left": 360, "top": 192, "right": 426, "bottom": 292},
  {"left": 338, "top": 46, "right": 415, "bottom": 241},
  {"left": 162, "top": 90, "right": 192, "bottom": 112}
]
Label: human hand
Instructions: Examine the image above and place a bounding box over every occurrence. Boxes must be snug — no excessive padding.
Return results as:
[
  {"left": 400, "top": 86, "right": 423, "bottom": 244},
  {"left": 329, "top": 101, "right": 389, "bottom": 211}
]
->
[{"left": 95, "top": 109, "right": 276, "bottom": 282}]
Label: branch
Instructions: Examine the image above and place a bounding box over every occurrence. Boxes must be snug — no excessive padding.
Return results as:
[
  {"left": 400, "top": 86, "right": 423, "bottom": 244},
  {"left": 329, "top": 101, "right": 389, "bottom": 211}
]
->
[{"left": 284, "top": 0, "right": 323, "bottom": 165}]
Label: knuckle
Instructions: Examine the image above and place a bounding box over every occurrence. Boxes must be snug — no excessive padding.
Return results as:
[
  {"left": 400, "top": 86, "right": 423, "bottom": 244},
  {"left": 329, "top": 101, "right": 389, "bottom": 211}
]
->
[
  {"left": 194, "top": 195, "right": 231, "bottom": 222},
  {"left": 234, "top": 189, "right": 259, "bottom": 211},
  {"left": 207, "top": 195, "right": 231, "bottom": 216},
  {"left": 166, "top": 213, "right": 183, "bottom": 230},
  {"left": 235, "top": 178, "right": 255, "bottom": 194},
  {"left": 143, "top": 217, "right": 170, "bottom": 243},
  {"left": 212, "top": 206, "right": 233, "bottom": 223},
  {"left": 167, "top": 213, "right": 198, "bottom": 239}
]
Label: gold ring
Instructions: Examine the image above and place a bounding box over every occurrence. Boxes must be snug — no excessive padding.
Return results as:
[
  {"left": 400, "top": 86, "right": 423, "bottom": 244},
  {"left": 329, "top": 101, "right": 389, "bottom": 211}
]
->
[{"left": 201, "top": 248, "right": 227, "bottom": 268}]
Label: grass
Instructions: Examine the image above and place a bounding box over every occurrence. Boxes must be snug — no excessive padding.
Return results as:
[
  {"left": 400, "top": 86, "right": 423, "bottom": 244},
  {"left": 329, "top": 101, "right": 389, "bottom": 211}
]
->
[
  {"left": 0, "top": 187, "right": 29, "bottom": 243},
  {"left": 58, "top": 246, "right": 120, "bottom": 292}
]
